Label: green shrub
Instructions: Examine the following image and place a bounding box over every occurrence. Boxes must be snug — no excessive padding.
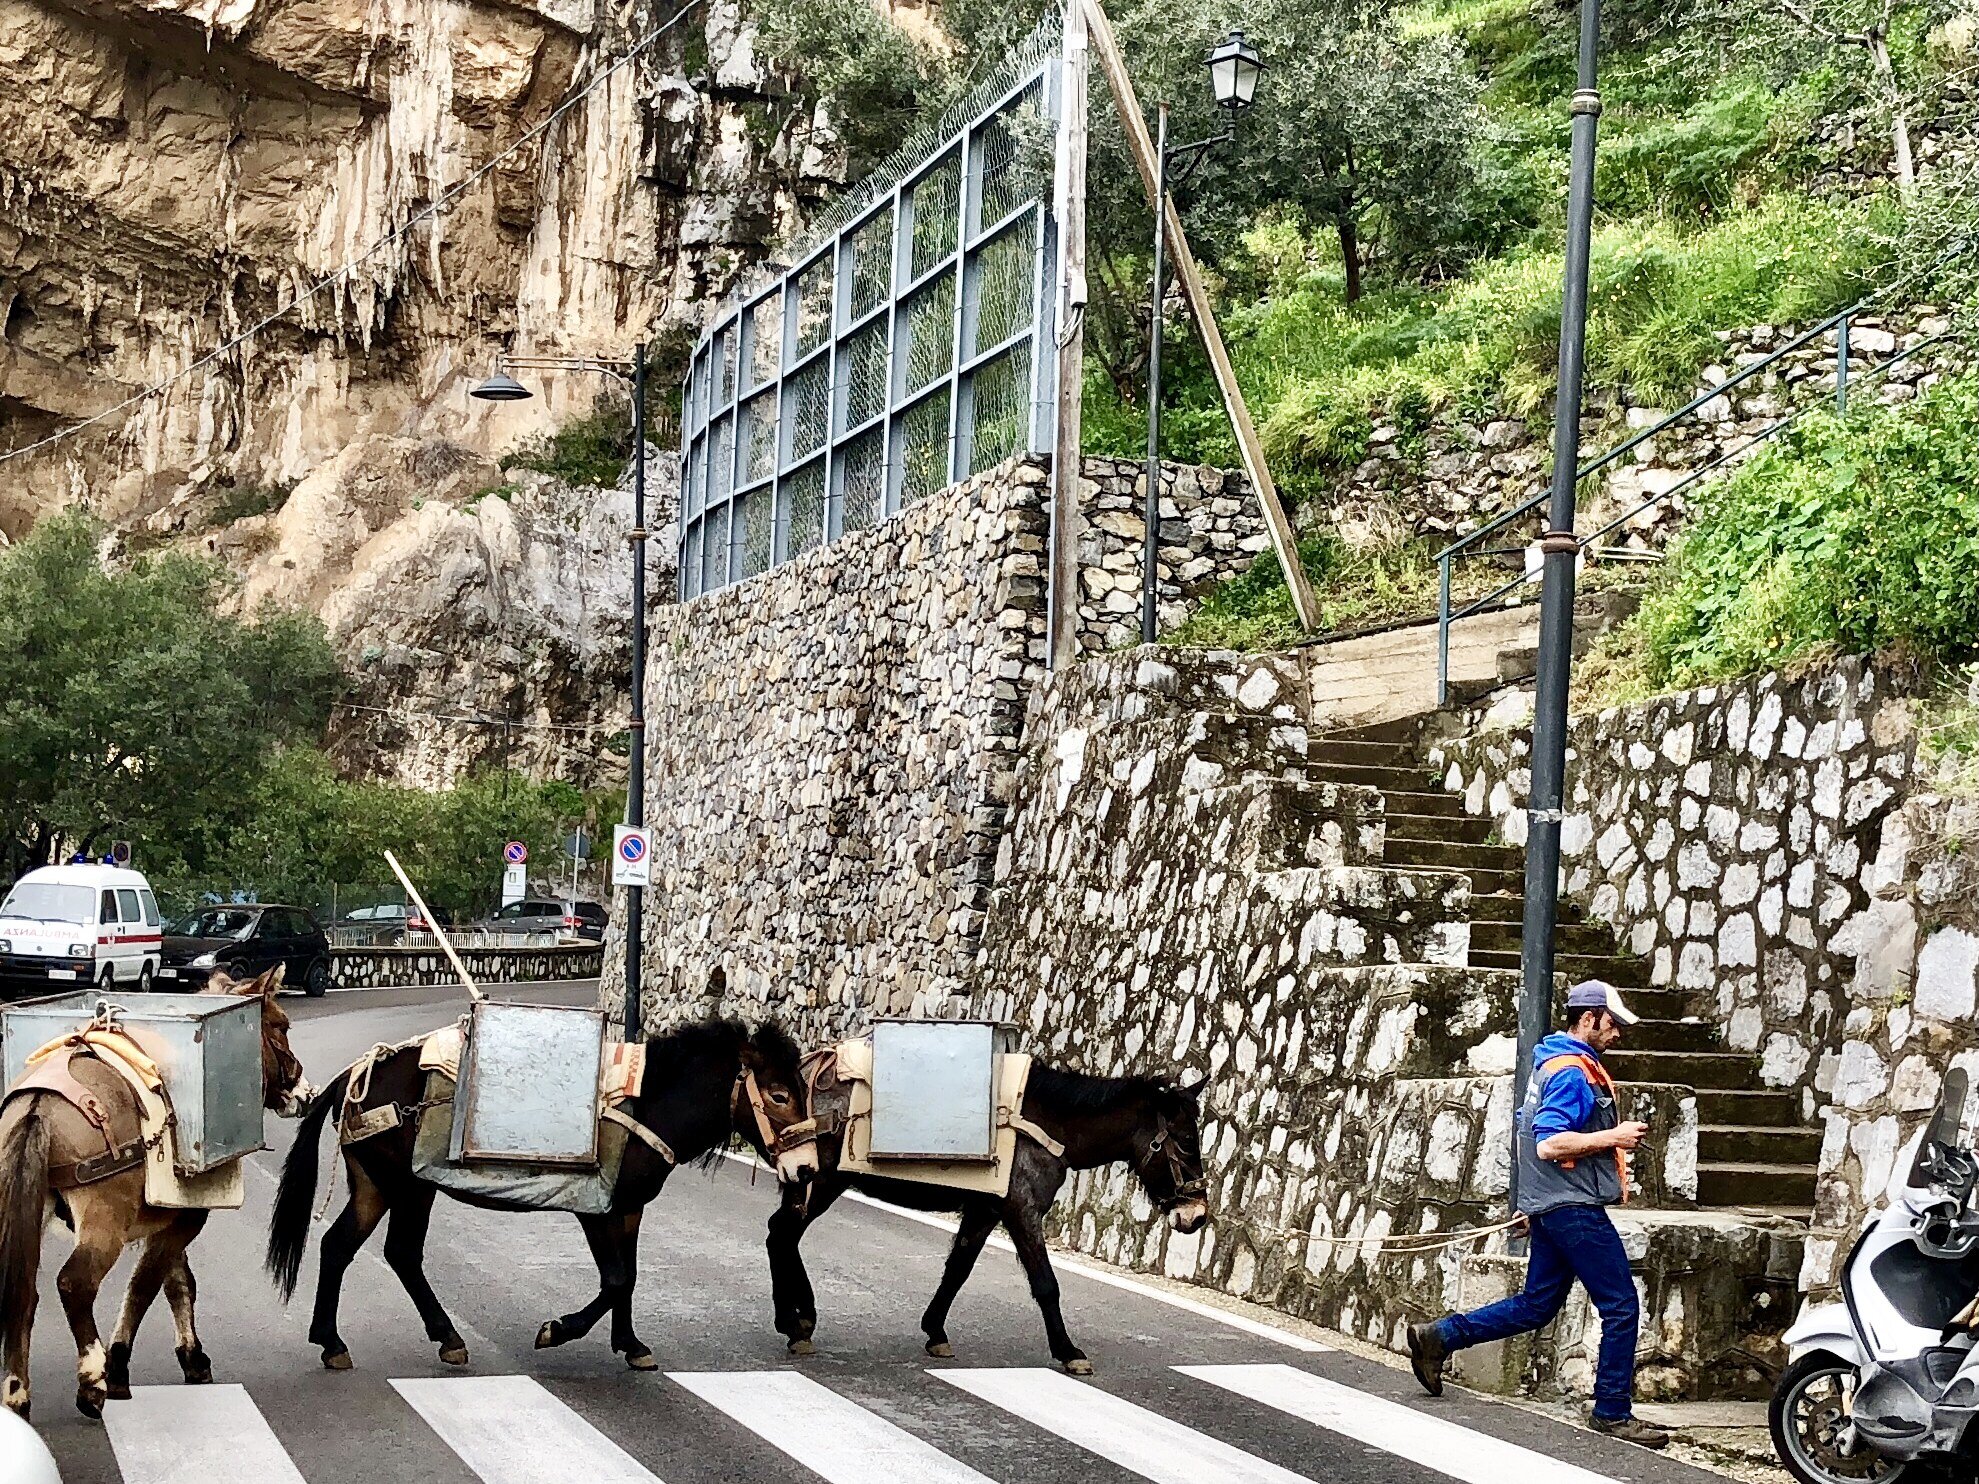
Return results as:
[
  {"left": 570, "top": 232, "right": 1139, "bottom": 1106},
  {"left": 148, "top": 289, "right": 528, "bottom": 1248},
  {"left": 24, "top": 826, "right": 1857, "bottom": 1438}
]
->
[
  {"left": 500, "top": 404, "right": 633, "bottom": 487},
  {"left": 204, "top": 480, "right": 294, "bottom": 528},
  {"left": 1634, "top": 375, "right": 1979, "bottom": 687}
]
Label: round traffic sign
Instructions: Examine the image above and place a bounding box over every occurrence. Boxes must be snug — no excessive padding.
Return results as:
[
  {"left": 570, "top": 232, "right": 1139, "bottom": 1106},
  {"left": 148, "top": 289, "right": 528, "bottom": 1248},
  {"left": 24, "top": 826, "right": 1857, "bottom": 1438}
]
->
[
  {"left": 618, "top": 832, "right": 647, "bottom": 863},
  {"left": 502, "top": 840, "right": 528, "bottom": 864}
]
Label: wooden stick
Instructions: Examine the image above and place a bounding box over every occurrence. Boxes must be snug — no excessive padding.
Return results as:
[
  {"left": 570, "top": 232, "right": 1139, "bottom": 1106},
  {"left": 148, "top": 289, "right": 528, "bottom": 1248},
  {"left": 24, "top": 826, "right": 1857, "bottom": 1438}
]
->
[
  {"left": 384, "top": 849, "right": 484, "bottom": 1002},
  {"left": 1081, "top": 0, "right": 1321, "bottom": 632},
  {"left": 1049, "top": 0, "right": 1091, "bottom": 669}
]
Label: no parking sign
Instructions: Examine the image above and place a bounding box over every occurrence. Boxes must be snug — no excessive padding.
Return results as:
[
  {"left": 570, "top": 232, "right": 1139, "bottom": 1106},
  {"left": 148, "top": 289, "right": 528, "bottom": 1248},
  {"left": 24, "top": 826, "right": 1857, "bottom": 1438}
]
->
[{"left": 612, "top": 825, "right": 651, "bottom": 887}]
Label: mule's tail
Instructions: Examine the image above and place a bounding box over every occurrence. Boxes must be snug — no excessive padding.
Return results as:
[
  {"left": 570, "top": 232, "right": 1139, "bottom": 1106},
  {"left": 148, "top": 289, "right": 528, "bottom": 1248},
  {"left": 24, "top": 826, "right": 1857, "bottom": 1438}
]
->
[
  {"left": 0, "top": 1099, "right": 52, "bottom": 1364},
  {"left": 266, "top": 1070, "right": 345, "bottom": 1302}
]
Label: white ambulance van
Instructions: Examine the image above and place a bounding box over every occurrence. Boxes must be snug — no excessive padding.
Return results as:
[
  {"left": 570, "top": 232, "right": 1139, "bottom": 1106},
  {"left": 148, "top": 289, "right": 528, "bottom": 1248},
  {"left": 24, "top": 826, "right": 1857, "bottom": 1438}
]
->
[{"left": 0, "top": 863, "right": 164, "bottom": 994}]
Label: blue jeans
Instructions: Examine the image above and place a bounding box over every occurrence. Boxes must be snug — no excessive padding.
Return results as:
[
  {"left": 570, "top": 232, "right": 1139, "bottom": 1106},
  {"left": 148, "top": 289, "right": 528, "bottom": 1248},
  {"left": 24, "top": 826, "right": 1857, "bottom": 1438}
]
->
[{"left": 1435, "top": 1203, "right": 1640, "bottom": 1421}]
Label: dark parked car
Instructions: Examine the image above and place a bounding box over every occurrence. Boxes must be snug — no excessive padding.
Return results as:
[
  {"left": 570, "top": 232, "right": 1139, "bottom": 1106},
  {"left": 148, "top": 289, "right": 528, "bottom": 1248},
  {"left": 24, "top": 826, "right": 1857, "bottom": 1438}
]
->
[
  {"left": 160, "top": 904, "right": 334, "bottom": 996},
  {"left": 464, "top": 898, "right": 607, "bottom": 942}
]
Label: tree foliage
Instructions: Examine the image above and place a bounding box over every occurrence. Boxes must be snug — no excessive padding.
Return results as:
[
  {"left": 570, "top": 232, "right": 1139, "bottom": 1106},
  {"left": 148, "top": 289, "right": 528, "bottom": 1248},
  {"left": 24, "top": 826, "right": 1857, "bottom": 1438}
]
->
[{"left": 0, "top": 511, "right": 341, "bottom": 879}]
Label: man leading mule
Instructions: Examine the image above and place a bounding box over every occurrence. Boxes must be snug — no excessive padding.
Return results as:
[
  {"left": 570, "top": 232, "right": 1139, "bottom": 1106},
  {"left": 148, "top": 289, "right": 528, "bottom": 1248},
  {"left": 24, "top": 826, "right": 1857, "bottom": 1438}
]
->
[{"left": 0, "top": 967, "right": 312, "bottom": 1421}]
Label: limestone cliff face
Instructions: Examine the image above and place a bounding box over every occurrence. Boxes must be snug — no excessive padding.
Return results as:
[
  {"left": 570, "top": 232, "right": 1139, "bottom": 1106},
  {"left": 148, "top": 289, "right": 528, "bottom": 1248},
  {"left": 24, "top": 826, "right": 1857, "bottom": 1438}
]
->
[{"left": 3, "top": 0, "right": 825, "bottom": 782}]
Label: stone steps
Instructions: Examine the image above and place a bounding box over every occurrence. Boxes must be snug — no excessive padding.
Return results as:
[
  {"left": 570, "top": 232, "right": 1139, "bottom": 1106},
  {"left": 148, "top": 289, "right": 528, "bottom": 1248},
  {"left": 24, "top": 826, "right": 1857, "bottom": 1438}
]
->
[
  {"left": 1701, "top": 1124, "right": 1824, "bottom": 1165},
  {"left": 1306, "top": 717, "right": 1823, "bottom": 1217},
  {"left": 1608, "top": 1049, "right": 1765, "bottom": 1090},
  {"left": 1697, "top": 1161, "right": 1819, "bottom": 1209}
]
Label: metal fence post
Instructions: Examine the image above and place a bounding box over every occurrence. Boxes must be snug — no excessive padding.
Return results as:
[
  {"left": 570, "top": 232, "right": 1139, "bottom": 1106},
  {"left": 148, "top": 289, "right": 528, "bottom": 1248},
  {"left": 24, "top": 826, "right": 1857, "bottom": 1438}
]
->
[
  {"left": 1436, "top": 553, "right": 1451, "bottom": 708},
  {"left": 1836, "top": 313, "right": 1850, "bottom": 414}
]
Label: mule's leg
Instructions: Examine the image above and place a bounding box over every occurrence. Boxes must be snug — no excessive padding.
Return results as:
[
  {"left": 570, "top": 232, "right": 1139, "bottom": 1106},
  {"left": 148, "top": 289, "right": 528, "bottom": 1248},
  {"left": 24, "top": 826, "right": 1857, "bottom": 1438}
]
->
[
  {"left": 55, "top": 1215, "right": 124, "bottom": 1419},
  {"left": 379, "top": 1185, "right": 467, "bottom": 1365},
  {"left": 160, "top": 1222, "right": 214, "bottom": 1384},
  {"left": 536, "top": 1213, "right": 619, "bottom": 1351},
  {"left": 310, "top": 1160, "right": 387, "bottom": 1370},
  {"left": 920, "top": 1199, "right": 1000, "bottom": 1359},
  {"left": 1003, "top": 1203, "right": 1089, "bottom": 1376},
  {"left": 766, "top": 1177, "right": 842, "bottom": 1355},
  {"left": 106, "top": 1211, "right": 205, "bottom": 1399},
  {"left": 606, "top": 1212, "right": 654, "bottom": 1370}
]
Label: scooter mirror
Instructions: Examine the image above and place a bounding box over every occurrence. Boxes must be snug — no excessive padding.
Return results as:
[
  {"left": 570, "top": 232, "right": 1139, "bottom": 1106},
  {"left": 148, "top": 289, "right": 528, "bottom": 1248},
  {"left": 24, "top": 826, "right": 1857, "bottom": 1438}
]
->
[{"left": 1909, "top": 1068, "right": 1973, "bottom": 1191}]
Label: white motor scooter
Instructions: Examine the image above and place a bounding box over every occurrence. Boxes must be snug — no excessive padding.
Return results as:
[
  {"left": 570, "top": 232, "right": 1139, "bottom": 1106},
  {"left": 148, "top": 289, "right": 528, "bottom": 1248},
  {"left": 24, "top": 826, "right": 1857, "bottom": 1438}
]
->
[{"left": 1773, "top": 1067, "right": 1979, "bottom": 1483}]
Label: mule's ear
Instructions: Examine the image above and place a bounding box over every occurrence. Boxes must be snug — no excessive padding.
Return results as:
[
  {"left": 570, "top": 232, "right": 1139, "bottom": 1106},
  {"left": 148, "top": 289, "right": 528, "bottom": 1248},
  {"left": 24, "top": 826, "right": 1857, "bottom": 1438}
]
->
[
  {"left": 1177, "top": 1074, "right": 1208, "bottom": 1099},
  {"left": 268, "top": 962, "right": 287, "bottom": 993},
  {"left": 204, "top": 968, "right": 235, "bottom": 995}
]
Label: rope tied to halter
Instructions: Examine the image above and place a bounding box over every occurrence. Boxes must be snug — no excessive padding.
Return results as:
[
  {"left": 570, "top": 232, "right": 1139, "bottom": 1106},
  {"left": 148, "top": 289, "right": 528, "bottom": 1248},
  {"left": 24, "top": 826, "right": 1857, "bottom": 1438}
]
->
[{"left": 1243, "top": 1213, "right": 1530, "bottom": 1256}]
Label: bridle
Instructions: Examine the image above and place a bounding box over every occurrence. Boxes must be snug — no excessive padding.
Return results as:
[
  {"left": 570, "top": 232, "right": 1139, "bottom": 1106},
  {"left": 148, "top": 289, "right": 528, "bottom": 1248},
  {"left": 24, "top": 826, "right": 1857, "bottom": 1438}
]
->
[
  {"left": 732, "top": 1063, "right": 814, "bottom": 1157},
  {"left": 1139, "top": 1116, "right": 1207, "bottom": 1212}
]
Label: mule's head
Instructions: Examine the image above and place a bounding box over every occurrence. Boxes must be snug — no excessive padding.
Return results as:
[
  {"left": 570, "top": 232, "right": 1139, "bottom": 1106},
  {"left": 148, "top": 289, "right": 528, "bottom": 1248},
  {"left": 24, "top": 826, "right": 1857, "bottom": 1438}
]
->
[
  {"left": 1132, "top": 1075, "right": 1210, "bottom": 1235},
  {"left": 206, "top": 965, "right": 315, "bottom": 1116},
  {"left": 734, "top": 1021, "right": 809, "bottom": 1170}
]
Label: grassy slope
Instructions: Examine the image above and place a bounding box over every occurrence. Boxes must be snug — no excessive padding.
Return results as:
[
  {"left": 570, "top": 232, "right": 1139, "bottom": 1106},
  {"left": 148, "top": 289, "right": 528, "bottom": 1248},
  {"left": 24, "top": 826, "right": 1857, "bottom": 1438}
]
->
[{"left": 1132, "top": 0, "right": 1904, "bottom": 650}]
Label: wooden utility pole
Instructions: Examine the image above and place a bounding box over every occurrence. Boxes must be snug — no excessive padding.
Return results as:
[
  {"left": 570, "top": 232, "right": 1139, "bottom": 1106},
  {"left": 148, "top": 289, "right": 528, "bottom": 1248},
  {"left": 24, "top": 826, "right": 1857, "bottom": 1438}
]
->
[
  {"left": 1049, "top": 0, "right": 1092, "bottom": 667},
  {"left": 1081, "top": 0, "right": 1320, "bottom": 632}
]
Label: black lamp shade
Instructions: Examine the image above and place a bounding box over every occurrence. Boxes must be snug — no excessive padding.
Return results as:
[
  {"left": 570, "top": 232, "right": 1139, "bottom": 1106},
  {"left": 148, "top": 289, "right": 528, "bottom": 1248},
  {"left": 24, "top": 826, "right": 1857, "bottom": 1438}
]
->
[
  {"left": 1206, "top": 30, "right": 1265, "bottom": 111},
  {"left": 471, "top": 371, "right": 533, "bottom": 402}
]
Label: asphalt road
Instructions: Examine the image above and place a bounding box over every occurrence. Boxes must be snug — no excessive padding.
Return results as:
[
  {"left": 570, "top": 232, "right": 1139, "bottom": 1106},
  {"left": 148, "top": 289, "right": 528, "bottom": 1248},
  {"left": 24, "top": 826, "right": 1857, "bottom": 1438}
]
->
[{"left": 21, "top": 982, "right": 1740, "bottom": 1484}]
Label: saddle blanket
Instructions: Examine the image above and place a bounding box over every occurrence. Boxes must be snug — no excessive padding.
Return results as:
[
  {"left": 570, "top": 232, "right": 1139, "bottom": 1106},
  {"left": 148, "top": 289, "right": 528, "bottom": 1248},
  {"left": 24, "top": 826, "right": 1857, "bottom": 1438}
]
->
[
  {"left": 832, "top": 1039, "right": 1051, "bottom": 1200},
  {"left": 13, "top": 1031, "right": 243, "bottom": 1210}
]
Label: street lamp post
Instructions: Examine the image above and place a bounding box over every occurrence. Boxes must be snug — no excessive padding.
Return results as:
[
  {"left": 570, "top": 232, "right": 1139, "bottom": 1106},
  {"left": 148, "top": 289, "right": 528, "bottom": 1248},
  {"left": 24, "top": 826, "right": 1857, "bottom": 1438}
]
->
[
  {"left": 1512, "top": 0, "right": 1603, "bottom": 1218},
  {"left": 473, "top": 344, "right": 649, "bottom": 1045},
  {"left": 1142, "top": 30, "right": 1265, "bottom": 645}
]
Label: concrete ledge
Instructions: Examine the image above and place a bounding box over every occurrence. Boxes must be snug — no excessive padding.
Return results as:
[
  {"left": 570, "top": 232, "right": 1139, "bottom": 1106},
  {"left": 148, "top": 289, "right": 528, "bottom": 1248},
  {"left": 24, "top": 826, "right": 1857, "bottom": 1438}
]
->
[{"left": 331, "top": 944, "right": 603, "bottom": 989}]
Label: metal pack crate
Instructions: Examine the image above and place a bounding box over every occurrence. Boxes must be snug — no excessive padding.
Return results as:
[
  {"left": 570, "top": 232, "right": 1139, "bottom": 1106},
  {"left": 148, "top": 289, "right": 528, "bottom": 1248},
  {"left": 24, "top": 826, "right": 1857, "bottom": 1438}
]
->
[
  {"left": 867, "top": 1019, "right": 1015, "bottom": 1162},
  {"left": 455, "top": 1000, "right": 605, "bottom": 1166},
  {"left": 1, "top": 992, "right": 265, "bottom": 1174}
]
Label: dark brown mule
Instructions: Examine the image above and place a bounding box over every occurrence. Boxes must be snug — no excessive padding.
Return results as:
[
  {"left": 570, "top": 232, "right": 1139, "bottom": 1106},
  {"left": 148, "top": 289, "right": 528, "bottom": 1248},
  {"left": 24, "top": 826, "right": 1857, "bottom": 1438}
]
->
[
  {"left": 0, "top": 967, "right": 312, "bottom": 1421},
  {"left": 264, "top": 1017, "right": 804, "bottom": 1372},
  {"left": 767, "top": 1062, "right": 1210, "bottom": 1374}
]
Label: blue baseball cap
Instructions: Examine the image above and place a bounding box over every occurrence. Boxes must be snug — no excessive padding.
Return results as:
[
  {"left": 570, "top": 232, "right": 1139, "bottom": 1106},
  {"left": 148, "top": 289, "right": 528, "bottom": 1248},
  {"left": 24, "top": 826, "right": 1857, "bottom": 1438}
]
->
[{"left": 1566, "top": 980, "right": 1638, "bottom": 1025}]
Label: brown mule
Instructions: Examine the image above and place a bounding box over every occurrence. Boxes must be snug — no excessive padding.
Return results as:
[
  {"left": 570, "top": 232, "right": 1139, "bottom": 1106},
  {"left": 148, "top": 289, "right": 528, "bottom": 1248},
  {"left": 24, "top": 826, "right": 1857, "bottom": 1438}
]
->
[{"left": 0, "top": 966, "right": 313, "bottom": 1421}]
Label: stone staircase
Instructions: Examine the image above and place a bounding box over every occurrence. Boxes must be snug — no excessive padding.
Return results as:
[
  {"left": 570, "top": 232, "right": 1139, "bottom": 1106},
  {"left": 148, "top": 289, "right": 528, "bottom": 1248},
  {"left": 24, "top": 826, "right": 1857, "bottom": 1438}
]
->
[{"left": 1309, "top": 722, "right": 1822, "bottom": 1215}]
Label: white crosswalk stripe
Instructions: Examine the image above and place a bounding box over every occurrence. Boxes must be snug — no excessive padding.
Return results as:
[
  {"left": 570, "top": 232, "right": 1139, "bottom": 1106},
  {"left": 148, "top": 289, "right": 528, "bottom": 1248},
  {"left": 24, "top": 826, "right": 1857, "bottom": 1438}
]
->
[
  {"left": 103, "top": 1384, "right": 307, "bottom": 1484},
  {"left": 669, "top": 1369, "right": 999, "bottom": 1484},
  {"left": 1178, "top": 1364, "right": 1622, "bottom": 1484},
  {"left": 933, "top": 1366, "right": 1316, "bottom": 1483},
  {"left": 392, "top": 1373, "right": 666, "bottom": 1484},
  {"left": 79, "top": 1363, "right": 1661, "bottom": 1484}
]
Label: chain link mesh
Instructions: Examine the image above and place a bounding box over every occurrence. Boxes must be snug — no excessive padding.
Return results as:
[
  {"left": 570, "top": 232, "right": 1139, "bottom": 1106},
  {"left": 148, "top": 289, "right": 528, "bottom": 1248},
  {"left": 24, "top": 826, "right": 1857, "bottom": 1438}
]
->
[
  {"left": 968, "top": 342, "right": 1033, "bottom": 474},
  {"left": 794, "top": 256, "right": 834, "bottom": 358},
  {"left": 743, "top": 392, "right": 777, "bottom": 484},
  {"left": 746, "top": 296, "right": 781, "bottom": 392},
  {"left": 741, "top": 487, "right": 774, "bottom": 577},
  {"left": 785, "top": 459, "right": 826, "bottom": 556},
  {"left": 910, "top": 152, "right": 961, "bottom": 281},
  {"left": 848, "top": 212, "right": 893, "bottom": 321},
  {"left": 968, "top": 215, "right": 1037, "bottom": 356},
  {"left": 898, "top": 390, "right": 952, "bottom": 506},
  {"left": 788, "top": 361, "right": 829, "bottom": 462},
  {"left": 838, "top": 427, "right": 884, "bottom": 534},
  {"left": 901, "top": 270, "right": 956, "bottom": 396}
]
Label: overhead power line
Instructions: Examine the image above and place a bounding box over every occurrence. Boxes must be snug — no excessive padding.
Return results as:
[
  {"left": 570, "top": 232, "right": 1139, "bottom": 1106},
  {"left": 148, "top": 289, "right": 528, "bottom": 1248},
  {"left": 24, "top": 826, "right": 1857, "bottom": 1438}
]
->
[{"left": 0, "top": 0, "right": 702, "bottom": 469}]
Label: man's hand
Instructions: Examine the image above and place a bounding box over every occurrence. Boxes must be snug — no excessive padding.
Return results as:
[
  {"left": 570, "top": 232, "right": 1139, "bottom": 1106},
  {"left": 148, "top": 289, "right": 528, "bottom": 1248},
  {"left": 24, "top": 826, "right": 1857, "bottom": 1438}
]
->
[{"left": 1610, "top": 1120, "right": 1649, "bottom": 1152}]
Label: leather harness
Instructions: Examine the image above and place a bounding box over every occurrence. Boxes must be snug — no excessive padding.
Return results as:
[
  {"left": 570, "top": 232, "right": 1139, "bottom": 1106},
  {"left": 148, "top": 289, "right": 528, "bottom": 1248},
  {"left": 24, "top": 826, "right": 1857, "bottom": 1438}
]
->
[{"left": 6, "top": 1040, "right": 155, "bottom": 1188}]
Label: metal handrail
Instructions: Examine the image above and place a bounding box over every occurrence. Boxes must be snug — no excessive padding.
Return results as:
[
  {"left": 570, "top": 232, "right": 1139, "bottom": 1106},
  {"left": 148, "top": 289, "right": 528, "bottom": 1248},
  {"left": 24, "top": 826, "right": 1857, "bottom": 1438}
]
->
[{"left": 1433, "top": 302, "right": 1936, "bottom": 704}]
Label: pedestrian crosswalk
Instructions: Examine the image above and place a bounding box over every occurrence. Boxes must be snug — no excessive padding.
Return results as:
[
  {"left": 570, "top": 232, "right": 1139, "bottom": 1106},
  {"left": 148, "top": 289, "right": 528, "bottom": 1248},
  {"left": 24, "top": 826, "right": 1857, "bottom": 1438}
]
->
[{"left": 73, "top": 1363, "right": 1666, "bottom": 1484}]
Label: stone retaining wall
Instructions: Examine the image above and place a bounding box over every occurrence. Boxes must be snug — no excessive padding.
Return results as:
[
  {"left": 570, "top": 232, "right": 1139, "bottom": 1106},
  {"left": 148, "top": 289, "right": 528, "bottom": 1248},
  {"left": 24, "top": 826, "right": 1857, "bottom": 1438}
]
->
[
  {"left": 1431, "top": 659, "right": 1918, "bottom": 1111},
  {"left": 330, "top": 943, "right": 603, "bottom": 988},
  {"left": 1317, "top": 314, "right": 1953, "bottom": 557},
  {"left": 1803, "top": 791, "right": 1979, "bottom": 1295},
  {"left": 1072, "top": 457, "right": 1267, "bottom": 652}
]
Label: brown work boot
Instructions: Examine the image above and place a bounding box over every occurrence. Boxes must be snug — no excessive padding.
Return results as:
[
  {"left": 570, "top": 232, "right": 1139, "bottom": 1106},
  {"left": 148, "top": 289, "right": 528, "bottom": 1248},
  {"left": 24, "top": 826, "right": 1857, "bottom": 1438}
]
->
[
  {"left": 1406, "top": 1320, "right": 1449, "bottom": 1398},
  {"left": 1591, "top": 1414, "right": 1671, "bottom": 1449}
]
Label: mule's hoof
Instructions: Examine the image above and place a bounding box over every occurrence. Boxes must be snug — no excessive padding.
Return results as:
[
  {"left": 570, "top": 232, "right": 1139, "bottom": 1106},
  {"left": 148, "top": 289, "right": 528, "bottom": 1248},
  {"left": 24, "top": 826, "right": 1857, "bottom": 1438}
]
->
[
  {"left": 177, "top": 1346, "right": 213, "bottom": 1385},
  {"left": 926, "top": 1341, "right": 954, "bottom": 1358},
  {"left": 438, "top": 1343, "right": 470, "bottom": 1367},
  {"left": 106, "top": 1383, "right": 133, "bottom": 1402},
  {"left": 788, "top": 1338, "right": 816, "bottom": 1357},
  {"left": 624, "top": 1348, "right": 659, "bottom": 1372},
  {"left": 535, "top": 1320, "right": 562, "bottom": 1350},
  {"left": 76, "top": 1387, "right": 105, "bottom": 1420},
  {"left": 1063, "top": 1357, "right": 1094, "bottom": 1377},
  {"left": 321, "top": 1348, "right": 354, "bottom": 1371}
]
